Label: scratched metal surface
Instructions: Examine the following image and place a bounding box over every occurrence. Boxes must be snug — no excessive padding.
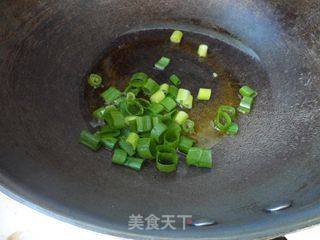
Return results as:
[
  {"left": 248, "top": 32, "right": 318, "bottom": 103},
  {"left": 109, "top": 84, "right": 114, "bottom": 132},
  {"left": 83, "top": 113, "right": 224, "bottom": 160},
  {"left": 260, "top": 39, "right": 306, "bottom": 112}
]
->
[{"left": 0, "top": 0, "right": 320, "bottom": 239}]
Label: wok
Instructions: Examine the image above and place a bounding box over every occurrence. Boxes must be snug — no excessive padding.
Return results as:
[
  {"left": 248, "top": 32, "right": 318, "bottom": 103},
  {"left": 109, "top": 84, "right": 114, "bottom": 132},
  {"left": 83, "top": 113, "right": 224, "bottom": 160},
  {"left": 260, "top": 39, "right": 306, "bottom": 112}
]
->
[{"left": 0, "top": 0, "right": 320, "bottom": 239}]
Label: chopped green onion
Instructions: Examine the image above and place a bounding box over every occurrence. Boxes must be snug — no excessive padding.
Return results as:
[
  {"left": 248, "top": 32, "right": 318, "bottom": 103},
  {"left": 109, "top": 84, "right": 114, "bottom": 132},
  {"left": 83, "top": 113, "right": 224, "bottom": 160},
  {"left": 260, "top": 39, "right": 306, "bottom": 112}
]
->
[
  {"left": 176, "top": 88, "right": 191, "bottom": 105},
  {"left": 125, "top": 85, "right": 140, "bottom": 96},
  {"left": 152, "top": 116, "right": 161, "bottom": 125},
  {"left": 126, "top": 92, "right": 136, "bottom": 101},
  {"left": 161, "top": 96, "right": 177, "bottom": 112},
  {"left": 169, "top": 74, "right": 181, "bottom": 86},
  {"left": 161, "top": 110, "right": 177, "bottom": 125},
  {"left": 137, "top": 98, "right": 151, "bottom": 109},
  {"left": 154, "top": 57, "right": 171, "bottom": 71},
  {"left": 197, "top": 88, "right": 212, "bottom": 101},
  {"left": 100, "top": 87, "right": 122, "bottom": 104},
  {"left": 125, "top": 100, "right": 144, "bottom": 116},
  {"left": 226, "top": 123, "right": 239, "bottom": 135},
  {"left": 112, "top": 148, "right": 127, "bottom": 165},
  {"left": 156, "top": 145, "right": 176, "bottom": 154},
  {"left": 168, "top": 85, "right": 179, "bottom": 98},
  {"left": 218, "top": 105, "right": 236, "bottom": 119},
  {"left": 238, "top": 96, "right": 254, "bottom": 114},
  {"left": 174, "top": 111, "right": 189, "bottom": 125},
  {"left": 136, "top": 116, "right": 152, "bottom": 133},
  {"left": 130, "top": 72, "right": 148, "bottom": 87},
  {"left": 96, "top": 126, "right": 121, "bottom": 137},
  {"left": 150, "top": 90, "right": 166, "bottom": 103},
  {"left": 159, "top": 83, "right": 169, "bottom": 94},
  {"left": 184, "top": 94, "right": 193, "bottom": 109},
  {"left": 151, "top": 122, "right": 167, "bottom": 143},
  {"left": 119, "top": 137, "right": 135, "bottom": 156},
  {"left": 137, "top": 138, "right": 156, "bottom": 159},
  {"left": 186, "top": 147, "right": 212, "bottom": 168},
  {"left": 126, "top": 132, "right": 139, "bottom": 149},
  {"left": 93, "top": 107, "right": 107, "bottom": 120},
  {"left": 164, "top": 128, "right": 180, "bottom": 148},
  {"left": 182, "top": 119, "right": 195, "bottom": 133},
  {"left": 80, "top": 130, "right": 101, "bottom": 151},
  {"left": 213, "top": 111, "right": 232, "bottom": 131},
  {"left": 88, "top": 74, "right": 102, "bottom": 88},
  {"left": 125, "top": 116, "right": 137, "bottom": 132},
  {"left": 170, "top": 30, "right": 183, "bottom": 44},
  {"left": 100, "top": 136, "right": 118, "bottom": 150},
  {"left": 124, "top": 157, "right": 144, "bottom": 171},
  {"left": 142, "top": 78, "right": 160, "bottom": 96},
  {"left": 239, "top": 85, "right": 257, "bottom": 98},
  {"left": 178, "top": 136, "right": 195, "bottom": 154},
  {"left": 105, "top": 109, "right": 126, "bottom": 130},
  {"left": 114, "top": 96, "right": 126, "bottom": 107},
  {"left": 156, "top": 152, "right": 178, "bottom": 173},
  {"left": 198, "top": 44, "right": 208, "bottom": 58},
  {"left": 148, "top": 102, "right": 164, "bottom": 114}
]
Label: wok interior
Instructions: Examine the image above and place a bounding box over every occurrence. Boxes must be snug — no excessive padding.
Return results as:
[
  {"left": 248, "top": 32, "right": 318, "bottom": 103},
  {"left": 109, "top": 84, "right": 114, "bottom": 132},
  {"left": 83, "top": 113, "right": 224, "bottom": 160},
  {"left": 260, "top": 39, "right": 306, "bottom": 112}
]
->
[{"left": 0, "top": 0, "right": 320, "bottom": 239}]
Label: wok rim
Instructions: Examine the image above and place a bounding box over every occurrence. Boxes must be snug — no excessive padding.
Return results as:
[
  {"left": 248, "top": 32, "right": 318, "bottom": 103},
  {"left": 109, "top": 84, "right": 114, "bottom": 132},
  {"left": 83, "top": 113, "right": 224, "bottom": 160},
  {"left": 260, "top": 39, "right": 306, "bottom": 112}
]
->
[{"left": 1, "top": 174, "right": 320, "bottom": 240}]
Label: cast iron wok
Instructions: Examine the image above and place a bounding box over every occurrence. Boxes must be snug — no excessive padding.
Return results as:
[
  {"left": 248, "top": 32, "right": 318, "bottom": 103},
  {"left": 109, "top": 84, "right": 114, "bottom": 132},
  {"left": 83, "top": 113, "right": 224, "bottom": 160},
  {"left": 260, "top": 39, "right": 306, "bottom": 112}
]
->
[{"left": 0, "top": 0, "right": 320, "bottom": 239}]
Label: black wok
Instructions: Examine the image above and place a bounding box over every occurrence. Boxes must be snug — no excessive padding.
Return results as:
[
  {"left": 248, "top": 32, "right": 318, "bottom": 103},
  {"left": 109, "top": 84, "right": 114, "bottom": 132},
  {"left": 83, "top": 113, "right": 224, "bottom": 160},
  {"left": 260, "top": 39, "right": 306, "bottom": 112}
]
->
[{"left": 0, "top": 0, "right": 320, "bottom": 239}]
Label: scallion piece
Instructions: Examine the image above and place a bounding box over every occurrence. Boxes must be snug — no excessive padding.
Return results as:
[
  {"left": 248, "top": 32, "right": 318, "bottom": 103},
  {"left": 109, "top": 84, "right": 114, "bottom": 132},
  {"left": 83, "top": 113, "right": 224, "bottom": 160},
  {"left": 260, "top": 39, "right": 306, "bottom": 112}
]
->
[
  {"left": 176, "top": 88, "right": 191, "bottom": 105},
  {"left": 124, "top": 157, "right": 144, "bottom": 171},
  {"left": 160, "top": 83, "right": 169, "bottom": 94},
  {"left": 238, "top": 96, "right": 254, "bottom": 114},
  {"left": 130, "top": 72, "right": 148, "bottom": 87},
  {"left": 126, "top": 92, "right": 136, "bottom": 101},
  {"left": 150, "top": 90, "right": 166, "bottom": 103},
  {"left": 100, "top": 136, "right": 118, "bottom": 150},
  {"left": 156, "top": 145, "right": 176, "bottom": 154},
  {"left": 125, "top": 100, "right": 144, "bottom": 116},
  {"left": 161, "top": 96, "right": 177, "bottom": 112},
  {"left": 136, "top": 116, "right": 152, "bottom": 133},
  {"left": 105, "top": 109, "right": 126, "bottom": 130},
  {"left": 100, "top": 87, "right": 122, "bottom": 104},
  {"left": 114, "top": 96, "right": 126, "bottom": 107},
  {"left": 112, "top": 148, "right": 127, "bottom": 165},
  {"left": 164, "top": 128, "right": 180, "bottom": 148},
  {"left": 148, "top": 102, "right": 164, "bottom": 114},
  {"left": 79, "top": 130, "right": 101, "bottom": 151},
  {"left": 174, "top": 111, "right": 189, "bottom": 125},
  {"left": 142, "top": 78, "right": 160, "bottom": 96},
  {"left": 156, "top": 152, "right": 178, "bottom": 173},
  {"left": 137, "top": 138, "right": 156, "bottom": 159},
  {"left": 178, "top": 136, "right": 195, "bottom": 154},
  {"left": 137, "top": 98, "right": 151, "bottom": 109},
  {"left": 182, "top": 119, "right": 195, "bottom": 133},
  {"left": 184, "top": 94, "right": 193, "bottom": 109},
  {"left": 152, "top": 116, "right": 161, "bottom": 125},
  {"left": 239, "top": 85, "right": 257, "bottom": 98},
  {"left": 170, "top": 30, "right": 183, "bottom": 44},
  {"left": 218, "top": 105, "right": 236, "bottom": 119},
  {"left": 198, "top": 44, "right": 208, "bottom": 58},
  {"left": 226, "top": 123, "right": 239, "bottom": 135},
  {"left": 88, "top": 74, "right": 102, "bottom": 88},
  {"left": 124, "top": 85, "right": 140, "bottom": 96},
  {"left": 169, "top": 74, "right": 181, "bottom": 86},
  {"left": 168, "top": 85, "right": 179, "bottom": 98},
  {"left": 186, "top": 147, "right": 212, "bottom": 168},
  {"left": 161, "top": 110, "right": 177, "bottom": 125},
  {"left": 119, "top": 137, "right": 135, "bottom": 156},
  {"left": 197, "top": 88, "right": 212, "bottom": 101},
  {"left": 96, "top": 126, "right": 121, "bottom": 137},
  {"left": 126, "top": 132, "right": 139, "bottom": 149},
  {"left": 93, "top": 107, "right": 107, "bottom": 120},
  {"left": 213, "top": 111, "right": 232, "bottom": 131},
  {"left": 125, "top": 116, "right": 137, "bottom": 132},
  {"left": 154, "top": 57, "right": 171, "bottom": 71},
  {"left": 150, "top": 122, "right": 167, "bottom": 143}
]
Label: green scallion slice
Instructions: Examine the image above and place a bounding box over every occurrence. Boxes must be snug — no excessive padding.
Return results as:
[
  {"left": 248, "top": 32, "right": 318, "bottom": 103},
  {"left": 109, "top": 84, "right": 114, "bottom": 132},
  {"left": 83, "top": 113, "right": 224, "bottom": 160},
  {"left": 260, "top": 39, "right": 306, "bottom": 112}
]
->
[
  {"left": 197, "top": 88, "right": 212, "bottom": 101},
  {"left": 137, "top": 138, "right": 157, "bottom": 159},
  {"left": 88, "top": 74, "right": 102, "bottom": 88},
  {"left": 169, "top": 74, "right": 181, "bottom": 86},
  {"left": 112, "top": 148, "right": 127, "bottom": 165},
  {"left": 170, "top": 30, "right": 183, "bottom": 44},
  {"left": 100, "top": 87, "right": 122, "bottom": 104},
  {"left": 79, "top": 130, "right": 101, "bottom": 151},
  {"left": 154, "top": 57, "right": 171, "bottom": 71}
]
